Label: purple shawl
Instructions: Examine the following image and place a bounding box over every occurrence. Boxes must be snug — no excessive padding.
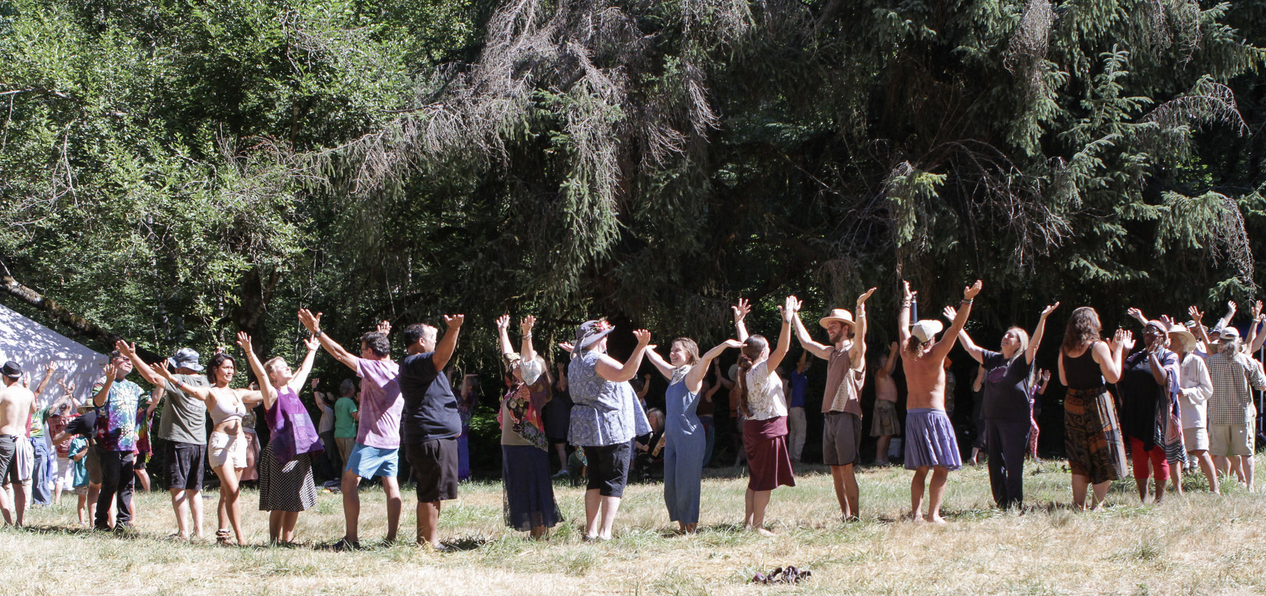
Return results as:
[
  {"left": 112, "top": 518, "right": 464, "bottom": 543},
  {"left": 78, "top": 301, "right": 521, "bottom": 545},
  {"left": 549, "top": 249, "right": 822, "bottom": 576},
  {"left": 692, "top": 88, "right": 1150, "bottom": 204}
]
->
[{"left": 265, "top": 385, "right": 323, "bottom": 466}]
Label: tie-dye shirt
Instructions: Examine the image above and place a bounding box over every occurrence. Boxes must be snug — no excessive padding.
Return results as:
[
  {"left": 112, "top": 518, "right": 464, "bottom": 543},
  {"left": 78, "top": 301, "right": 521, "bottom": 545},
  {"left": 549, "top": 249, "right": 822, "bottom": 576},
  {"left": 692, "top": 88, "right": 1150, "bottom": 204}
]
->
[{"left": 91, "top": 377, "right": 144, "bottom": 452}]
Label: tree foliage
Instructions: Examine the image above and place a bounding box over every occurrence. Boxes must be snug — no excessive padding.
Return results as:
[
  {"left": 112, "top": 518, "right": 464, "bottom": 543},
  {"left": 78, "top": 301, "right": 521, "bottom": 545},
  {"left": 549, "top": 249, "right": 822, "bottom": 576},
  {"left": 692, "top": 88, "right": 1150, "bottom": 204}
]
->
[{"left": 2, "top": 0, "right": 1266, "bottom": 377}]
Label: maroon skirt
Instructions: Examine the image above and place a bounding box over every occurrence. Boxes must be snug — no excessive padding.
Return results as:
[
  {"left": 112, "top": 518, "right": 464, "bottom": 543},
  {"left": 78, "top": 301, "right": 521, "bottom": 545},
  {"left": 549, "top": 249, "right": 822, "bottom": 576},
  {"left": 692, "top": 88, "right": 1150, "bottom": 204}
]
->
[{"left": 744, "top": 416, "right": 795, "bottom": 491}]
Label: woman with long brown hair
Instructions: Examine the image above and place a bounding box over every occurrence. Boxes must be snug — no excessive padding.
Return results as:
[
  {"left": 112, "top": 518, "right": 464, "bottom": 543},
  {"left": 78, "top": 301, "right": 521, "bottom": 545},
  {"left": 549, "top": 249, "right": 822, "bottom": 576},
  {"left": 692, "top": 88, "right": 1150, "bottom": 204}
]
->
[
  {"left": 1057, "top": 307, "right": 1130, "bottom": 510},
  {"left": 732, "top": 296, "right": 796, "bottom": 535}
]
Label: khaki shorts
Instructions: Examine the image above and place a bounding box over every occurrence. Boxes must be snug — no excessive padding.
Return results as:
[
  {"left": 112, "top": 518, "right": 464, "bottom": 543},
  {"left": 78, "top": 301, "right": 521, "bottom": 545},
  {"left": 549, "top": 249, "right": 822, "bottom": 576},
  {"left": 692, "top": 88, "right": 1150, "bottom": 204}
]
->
[
  {"left": 1208, "top": 423, "right": 1253, "bottom": 457},
  {"left": 208, "top": 432, "right": 247, "bottom": 469}
]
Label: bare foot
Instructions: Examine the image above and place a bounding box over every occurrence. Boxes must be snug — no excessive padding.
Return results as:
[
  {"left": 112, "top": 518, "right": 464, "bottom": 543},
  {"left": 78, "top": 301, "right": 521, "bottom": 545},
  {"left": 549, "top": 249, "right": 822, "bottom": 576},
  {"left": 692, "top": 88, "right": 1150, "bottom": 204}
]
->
[
  {"left": 754, "top": 527, "right": 775, "bottom": 537},
  {"left": 910, "top": 512, "right": 925, "bottom": 523},
  {"left": 927, "top": 514, "right": 947, "bottom": 525}
]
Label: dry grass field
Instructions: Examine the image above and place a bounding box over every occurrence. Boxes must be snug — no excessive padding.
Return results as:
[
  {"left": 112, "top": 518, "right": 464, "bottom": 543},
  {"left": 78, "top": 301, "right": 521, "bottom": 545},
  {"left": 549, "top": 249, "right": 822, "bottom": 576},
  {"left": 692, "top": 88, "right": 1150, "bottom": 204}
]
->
[{"left": 3, "top": 458, "right": 1265, "bottom": 596}]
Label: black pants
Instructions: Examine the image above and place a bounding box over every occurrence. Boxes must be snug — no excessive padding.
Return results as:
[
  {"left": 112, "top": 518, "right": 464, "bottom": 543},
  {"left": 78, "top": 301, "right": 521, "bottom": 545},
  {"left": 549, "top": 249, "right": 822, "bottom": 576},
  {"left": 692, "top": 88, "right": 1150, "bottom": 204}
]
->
[
  {"left": 96, "top": 450, "right": 136, "bottom": 529},
  {"left": 985, "top": 419, "right": 1029, "bottom": 509}
]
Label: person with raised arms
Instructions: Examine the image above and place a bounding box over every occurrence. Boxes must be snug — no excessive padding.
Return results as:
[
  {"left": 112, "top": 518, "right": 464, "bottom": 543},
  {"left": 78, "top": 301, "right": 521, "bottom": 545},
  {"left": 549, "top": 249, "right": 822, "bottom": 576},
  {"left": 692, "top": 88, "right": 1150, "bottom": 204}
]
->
[
  {"left": 898, "top": 279, "right": 981, "bottom": 524},
  {"left": 146, "top": 340, "right": 264, "bottom": 545},
  {"left": 114, "top": 342, "right": 211, "bottom": 541},
  {"left": 564, "top": 319, "right": 653, "bottom": 541},
  {"left": 944, "top": 301, "right": 1057, "bottom": 509},
  {"left": 787, "top": 288, "right": 875, "bottom": 522},
  {"left": 398, "top": 315, "right": 464, "bottom": 549},
  {"left": 494, "top": 314, "right": 561, "bottom": 539},
  {"left": 733, "top": 296, "right": 796, "bottom": 535},
  {"left": 238, "top": 332, "right": 323, "bottom": 544},
  {"left": 644, "top": 333, "right": 742, "bottom": 533},
  {"left": 1057, "top": 307, "right": 1130, "bottom": 510},
  {"left": 298, "top": 310, "right": 402, "bottom": 550}
]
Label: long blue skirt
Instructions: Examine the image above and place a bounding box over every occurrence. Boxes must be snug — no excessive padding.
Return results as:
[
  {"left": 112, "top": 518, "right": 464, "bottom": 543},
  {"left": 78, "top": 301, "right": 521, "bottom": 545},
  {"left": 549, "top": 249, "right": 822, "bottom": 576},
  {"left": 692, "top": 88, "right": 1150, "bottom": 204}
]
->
[{"left": 502, "top": 445, "right": 561, "bottom": 531}]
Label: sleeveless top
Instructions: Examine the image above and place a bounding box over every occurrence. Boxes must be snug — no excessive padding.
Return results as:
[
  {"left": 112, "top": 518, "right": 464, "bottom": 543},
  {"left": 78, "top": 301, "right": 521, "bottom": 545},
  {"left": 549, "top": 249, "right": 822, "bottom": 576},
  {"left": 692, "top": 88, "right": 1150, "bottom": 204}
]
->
[
  {"left": 1062, "top": 344, "right": 1105, "bottom": 390},
  {"left": 208, "top": 388, "right": 247, "bottom": 426},
  {"left": 264, "top": 386, "right": 323, "bottom": 465},
  {"left": 665, "top": 367, "right": 701, "bottom": 439},
  {"left": 567, "top": 350, "right": 651, "bottom": 447}
]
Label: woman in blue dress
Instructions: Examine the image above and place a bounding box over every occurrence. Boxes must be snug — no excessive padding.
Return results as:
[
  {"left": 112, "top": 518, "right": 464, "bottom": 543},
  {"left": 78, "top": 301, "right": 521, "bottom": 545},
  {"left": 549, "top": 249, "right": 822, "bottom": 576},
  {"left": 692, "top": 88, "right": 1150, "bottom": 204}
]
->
[{"left": 645, "top": 337, "right": 742, "bottom": 533}]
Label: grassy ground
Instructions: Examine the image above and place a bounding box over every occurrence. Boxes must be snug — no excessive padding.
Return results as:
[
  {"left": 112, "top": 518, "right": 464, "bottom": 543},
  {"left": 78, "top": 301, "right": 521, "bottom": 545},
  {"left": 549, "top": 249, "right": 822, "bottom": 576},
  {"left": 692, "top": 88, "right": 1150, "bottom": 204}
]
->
[{"left": 3, "top": 457, "right": 1265, "bottom": 596}]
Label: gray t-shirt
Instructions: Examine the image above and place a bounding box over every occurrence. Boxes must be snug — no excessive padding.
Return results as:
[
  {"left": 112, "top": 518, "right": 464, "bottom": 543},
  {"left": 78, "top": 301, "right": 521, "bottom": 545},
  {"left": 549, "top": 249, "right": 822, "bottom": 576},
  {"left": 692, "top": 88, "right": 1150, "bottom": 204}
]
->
[{"left": 157, "top": 373, "right": 209, "bottom": 444}]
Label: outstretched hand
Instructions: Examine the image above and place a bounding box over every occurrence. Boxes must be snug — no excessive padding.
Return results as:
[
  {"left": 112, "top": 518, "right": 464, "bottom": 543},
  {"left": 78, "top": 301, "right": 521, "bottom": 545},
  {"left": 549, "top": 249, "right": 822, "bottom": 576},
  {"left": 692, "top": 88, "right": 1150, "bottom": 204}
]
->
[
  {"left": 520, "top": 315, "right": 536, "bottom": 336},
  {"left": 114, "top": 340, "right": 136, "bottom": 358},
  {"left": 1188, "top": 305, "right": 1204, "bottom": 323},
  {"left": 732, "top": 298, "right": 751, "bottom": 324},
  {"left": 633, "top": 329, "right": 652, "bottom": 347},
  {"left": 377, "top": 320, "right": 392, "bottom": 335},
  {"left": 1040, "top": 302, "right": 1060, "bottom": 318},
  {"left": 1159, "top": 314, "right": 1175, "bottom": 329},
  {"left": 149, "top": 362, "right": 173, "bottom": 381},
  {"left": 723, "top": 339, "right": 745, "bottom": 349},
  {"left": 786, "top": 295, "right": 803, "bottom": 315},
  {"left": 297, "top": 309, "right": 321, "bottom": 334},
  {"left": 1041, "top": 369, "right": 1052, "bottom": 382},
  {"left": 942, "top": 305, "right": 957, "bottom": 321},
  {"left": 558, "top": 341, "right": 574, "bottom": 353},
  {"left": 236, "top": 331, "right": 253, "bottom": 354},
  {"left": 902, "top": 280, "right": 913, "bottom": 301},
  {"left": 102, "top": 362, "right": 119, "bottom": 381},
  {"left": 444, "top": 314, "right": 465, "bottom": 329},
  {"left": 1114, "top": 329, "right": 1135, "bottom": 352},
  {"left": 856, "top": 287, "right": 877, "bottom": 307},
  {"left": 963, "top": 279, "right": 983, "bottom": 299},
  {"left": 495, "top": 314, "right": 510, "bottom": 332}
]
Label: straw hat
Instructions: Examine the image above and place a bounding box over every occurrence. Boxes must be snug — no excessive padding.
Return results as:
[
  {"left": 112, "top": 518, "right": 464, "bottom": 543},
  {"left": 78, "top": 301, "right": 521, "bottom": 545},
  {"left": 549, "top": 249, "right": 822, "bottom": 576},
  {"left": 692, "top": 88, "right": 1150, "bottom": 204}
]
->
[
  {"left": 1167, "top": 324, "right": 1196, "bottom": 353},
  {"left": 818, "top": 309, "right": 856, "bottom": 330}
]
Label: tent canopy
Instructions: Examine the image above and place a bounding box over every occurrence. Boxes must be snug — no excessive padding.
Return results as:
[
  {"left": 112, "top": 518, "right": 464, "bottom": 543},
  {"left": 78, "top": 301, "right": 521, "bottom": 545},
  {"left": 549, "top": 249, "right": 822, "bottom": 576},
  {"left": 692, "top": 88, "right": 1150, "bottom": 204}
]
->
[{"left": 0, "top": 303, "right": 110, "bottom": 409}]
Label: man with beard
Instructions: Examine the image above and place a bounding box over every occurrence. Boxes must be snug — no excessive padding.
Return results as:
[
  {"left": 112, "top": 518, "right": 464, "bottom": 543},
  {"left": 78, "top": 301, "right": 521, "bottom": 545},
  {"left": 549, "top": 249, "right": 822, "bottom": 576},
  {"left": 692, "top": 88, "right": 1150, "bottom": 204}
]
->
[{"left": 788, "top": 288, "right": 876, "bottom": 522}]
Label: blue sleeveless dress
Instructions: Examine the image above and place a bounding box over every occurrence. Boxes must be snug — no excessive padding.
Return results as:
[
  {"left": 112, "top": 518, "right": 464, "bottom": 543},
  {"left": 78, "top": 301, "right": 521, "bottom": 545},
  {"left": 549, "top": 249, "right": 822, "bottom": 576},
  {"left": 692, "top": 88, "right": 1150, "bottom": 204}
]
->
[{"left": 664, "top": 368, "right": 705, "bottom": 525}]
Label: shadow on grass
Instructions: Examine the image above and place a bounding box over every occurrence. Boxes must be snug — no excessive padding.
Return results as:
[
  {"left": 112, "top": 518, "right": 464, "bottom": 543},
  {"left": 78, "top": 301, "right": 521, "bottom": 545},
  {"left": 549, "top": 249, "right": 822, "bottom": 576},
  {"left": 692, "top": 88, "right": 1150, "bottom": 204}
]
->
[{"left": 443, "top": 534, "right": 490, "bottom": 551}]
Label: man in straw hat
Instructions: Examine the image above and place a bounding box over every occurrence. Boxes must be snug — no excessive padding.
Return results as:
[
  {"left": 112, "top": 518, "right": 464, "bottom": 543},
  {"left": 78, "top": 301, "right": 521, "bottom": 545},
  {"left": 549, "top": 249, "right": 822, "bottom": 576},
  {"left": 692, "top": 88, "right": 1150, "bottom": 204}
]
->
[
  {"left": 898, "top": 279, "right": 981, "bottom": 523},
  {"left": 787, "top": 287, "right": 875, "bottom": 522},
  {"left": 1168, "top": 322, "right": 1219, "bottom": 494}
]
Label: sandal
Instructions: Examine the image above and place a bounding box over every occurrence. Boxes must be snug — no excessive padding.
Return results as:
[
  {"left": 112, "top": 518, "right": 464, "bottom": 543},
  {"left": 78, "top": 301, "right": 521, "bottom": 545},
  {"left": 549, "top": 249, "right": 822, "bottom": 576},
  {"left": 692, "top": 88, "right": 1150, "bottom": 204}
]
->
[{"left": 215, "top": 529, "right": 232, "bottom": 546}]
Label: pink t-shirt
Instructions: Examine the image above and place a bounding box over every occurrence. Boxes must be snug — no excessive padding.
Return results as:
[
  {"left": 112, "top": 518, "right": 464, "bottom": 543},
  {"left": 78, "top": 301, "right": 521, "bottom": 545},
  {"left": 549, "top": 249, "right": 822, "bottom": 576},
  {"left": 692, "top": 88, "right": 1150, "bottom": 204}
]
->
[{"left": 355, "top": 358, "right": 404, "bottom": 449}]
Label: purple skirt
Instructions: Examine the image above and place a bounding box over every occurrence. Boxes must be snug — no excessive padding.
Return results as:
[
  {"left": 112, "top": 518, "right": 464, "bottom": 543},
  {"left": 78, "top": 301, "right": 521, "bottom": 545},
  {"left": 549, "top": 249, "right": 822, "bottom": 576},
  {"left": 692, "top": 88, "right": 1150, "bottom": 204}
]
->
[{"left": 904, "top": 408, "right": 962, "bottom": 471}]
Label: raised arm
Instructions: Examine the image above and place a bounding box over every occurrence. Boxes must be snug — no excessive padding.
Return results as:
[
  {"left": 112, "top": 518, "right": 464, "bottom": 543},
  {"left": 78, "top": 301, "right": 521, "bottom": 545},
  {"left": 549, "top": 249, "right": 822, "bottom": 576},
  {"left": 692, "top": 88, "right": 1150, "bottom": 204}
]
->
[
  {"left": 1126, "top": 307, "right": 1148, "bottom": 327},
  {"left": 766, "top": 296, "right": 796, "bottom": 372},
  {"left": 287, "top": 336, "right": 321, "bottom": 392},
  {"left": 788, "top": 296, "right": 831, "bottom": 359},
  {"left": 685, "top": 339, "right": 743, "bottom": 393},
  {"left": 434, "top": 315, "right": 465, "bottom": 371},
  {"left": 93, "top": 363, "right": 118, "bottom": 407},
  {"left": 495, "top": 314, "right": 515, "bottom": 358},
  {"left": 298, "top": 309, "right": 359, "bottom": 370},
  {"left": 1218, "top": 301, "right": 1237, "bottom": 330},
  {"left": 595, "top": 329, "right": 653, "bottom": 383},
  {"left": 150, "top": 362, "right": 211, "bottom": 402},
  {"left": 733, "top": 298, "right": 751, "bottom": 342},
  {"left": 237, "top": 332, "right": 276, "bottom": 410},
  {"left": 116, "top": 341, "right": 166, "bottom": 388},
  {"left": 519, "top": 315, "right": 539, "bottom": 365},
  {"left": 33, "top": 362, "right": 56, "bottom": 398},
  {"left": 1027, "top": 302, "right": 1059, "bottom": 364},
  {"left": 1095, "top": 329, "right": 1131, "bottom": 384},
  {"left": 930, "top": 280, "right": 982, "bottom": 361},
  {"left": 881, "top": 342, "right": 900, "bottom": 376},
  {"left": 898, "top": 281, "right": 914, "bottom": 346},
  {"left": 943, "top": 305, "right": 984, "bottom": 363},
  {"left": 644, "top": 346, "right": 676, "bottom": 380},
  {"left": 848, "top": 288, "right": 876, "bottom": 369}
]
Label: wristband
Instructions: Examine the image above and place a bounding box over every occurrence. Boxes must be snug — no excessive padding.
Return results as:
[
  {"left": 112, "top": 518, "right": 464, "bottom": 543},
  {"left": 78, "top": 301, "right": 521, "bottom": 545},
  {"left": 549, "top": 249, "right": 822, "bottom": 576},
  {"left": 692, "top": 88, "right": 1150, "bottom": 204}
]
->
[
  {"left": 315, "top": 329, "right": 323, "bottom": 338},
  {"left": 961, "top": 299, "right": 974, "bottom": 305}
]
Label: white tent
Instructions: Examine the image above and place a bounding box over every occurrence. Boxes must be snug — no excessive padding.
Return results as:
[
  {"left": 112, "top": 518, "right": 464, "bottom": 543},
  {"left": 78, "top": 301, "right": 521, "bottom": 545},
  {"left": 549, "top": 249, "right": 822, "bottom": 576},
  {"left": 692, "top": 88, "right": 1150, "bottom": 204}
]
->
[{"left": 0, "top": 303, "right": 109, "bottom": 410}]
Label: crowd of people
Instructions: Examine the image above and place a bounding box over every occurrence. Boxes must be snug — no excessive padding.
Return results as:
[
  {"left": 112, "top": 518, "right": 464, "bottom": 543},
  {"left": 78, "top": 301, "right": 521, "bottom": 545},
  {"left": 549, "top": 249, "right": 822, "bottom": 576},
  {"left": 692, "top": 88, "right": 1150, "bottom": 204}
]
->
[{"left": 0, "top": 286, "right": 1262, "bottom": 546}]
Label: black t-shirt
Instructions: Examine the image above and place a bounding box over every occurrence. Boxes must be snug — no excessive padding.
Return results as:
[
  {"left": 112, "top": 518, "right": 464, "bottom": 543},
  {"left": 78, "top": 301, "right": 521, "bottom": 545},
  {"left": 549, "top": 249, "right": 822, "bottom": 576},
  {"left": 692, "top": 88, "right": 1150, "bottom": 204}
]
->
[
  {"left": 398, "top": 352, "right": 462, "bottom": 442},
  {"left": 64, "top": 411, "right": 99, "bottom": 446},
  {"left": 981, "top": 350, "right": 1033, "bottom": 421}
]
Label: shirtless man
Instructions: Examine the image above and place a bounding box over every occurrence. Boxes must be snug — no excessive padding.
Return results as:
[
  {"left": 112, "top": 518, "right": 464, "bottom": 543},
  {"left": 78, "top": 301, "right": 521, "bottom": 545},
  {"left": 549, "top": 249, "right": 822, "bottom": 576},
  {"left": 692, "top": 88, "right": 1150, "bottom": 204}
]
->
[
  {"left": 788, "top": 287, "right": 875, "bottom": 522},
  {"left": 0, "top": 362, "right": 36, "bottom": 526},
  {"left": 897, "top": 279, "right": 980, "bottom": 523}
]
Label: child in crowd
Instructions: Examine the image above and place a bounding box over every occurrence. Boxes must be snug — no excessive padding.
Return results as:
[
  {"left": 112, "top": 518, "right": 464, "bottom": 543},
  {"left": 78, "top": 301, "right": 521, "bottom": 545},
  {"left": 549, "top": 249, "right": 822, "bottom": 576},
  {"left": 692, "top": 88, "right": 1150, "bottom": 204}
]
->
[{"left": 68, "top": 435, "right": 90, "bottom": 525}]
